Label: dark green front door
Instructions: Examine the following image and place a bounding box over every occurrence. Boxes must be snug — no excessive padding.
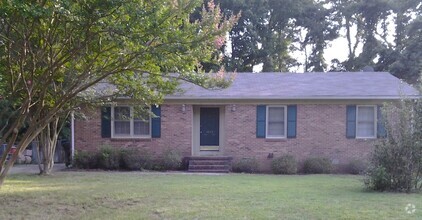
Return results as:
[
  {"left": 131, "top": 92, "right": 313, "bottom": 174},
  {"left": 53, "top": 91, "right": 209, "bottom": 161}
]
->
[{"left": 200, "top": 108, "right": 219, "bottom": 147}]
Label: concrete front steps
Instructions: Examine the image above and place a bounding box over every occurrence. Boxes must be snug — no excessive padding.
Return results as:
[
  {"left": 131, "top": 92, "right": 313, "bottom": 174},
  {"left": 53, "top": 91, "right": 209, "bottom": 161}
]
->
[{"left": 187, "top": 156, "right": 232, "bottom": 173}]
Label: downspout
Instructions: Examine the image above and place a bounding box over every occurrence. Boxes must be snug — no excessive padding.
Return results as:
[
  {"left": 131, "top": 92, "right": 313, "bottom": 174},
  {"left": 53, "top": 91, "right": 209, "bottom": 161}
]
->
[{"left": 71, "top": 111, "right": 75, "bottom": 163}]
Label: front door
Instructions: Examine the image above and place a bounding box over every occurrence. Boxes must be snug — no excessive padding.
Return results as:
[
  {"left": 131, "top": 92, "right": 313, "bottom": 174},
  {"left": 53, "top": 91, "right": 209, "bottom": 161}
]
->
[{"left": 200, "top": 107, "right": 219, "bottom": 150}]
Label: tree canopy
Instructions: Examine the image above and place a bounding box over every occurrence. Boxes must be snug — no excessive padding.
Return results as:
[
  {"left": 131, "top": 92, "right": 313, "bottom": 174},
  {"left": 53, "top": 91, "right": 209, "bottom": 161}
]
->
[
  {"left": 0, "top": 0, "right": 237, "bottom": 186},
  {"left": 214, "top": 0, "right": 422, "bottom": 84}
]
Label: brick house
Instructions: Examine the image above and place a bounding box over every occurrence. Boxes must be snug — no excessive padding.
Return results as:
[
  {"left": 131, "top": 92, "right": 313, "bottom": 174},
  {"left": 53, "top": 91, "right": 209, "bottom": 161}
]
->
[{"left": 74, "top": 72, "right": 419, "bottom": 172}]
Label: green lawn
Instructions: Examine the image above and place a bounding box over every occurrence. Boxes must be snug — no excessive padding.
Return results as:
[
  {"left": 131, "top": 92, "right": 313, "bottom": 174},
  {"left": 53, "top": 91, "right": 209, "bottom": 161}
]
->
[{"left": 0, "top": 172, "right": 421, "bottom": 220}]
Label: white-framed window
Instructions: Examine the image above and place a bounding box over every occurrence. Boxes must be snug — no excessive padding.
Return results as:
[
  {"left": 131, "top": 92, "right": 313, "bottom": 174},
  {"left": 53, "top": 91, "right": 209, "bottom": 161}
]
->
[
  {"left": 266, "top": 105, "right": 287, "bottom": 138},
  {"left": 111, "top": 106, "right": 151, "bottom": 138},
  {"left": 356, "top": 105, "right": 377, "bottom": 138}
]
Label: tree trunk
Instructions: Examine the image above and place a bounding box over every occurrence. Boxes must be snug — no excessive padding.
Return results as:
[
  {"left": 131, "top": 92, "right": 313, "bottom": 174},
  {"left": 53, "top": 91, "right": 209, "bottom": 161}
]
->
[
  {"left": 38, "top": 117, "right": 60, "bottom": 175},
  {"left": 0, "top": 131, "right": 39, "bottom": 187}
]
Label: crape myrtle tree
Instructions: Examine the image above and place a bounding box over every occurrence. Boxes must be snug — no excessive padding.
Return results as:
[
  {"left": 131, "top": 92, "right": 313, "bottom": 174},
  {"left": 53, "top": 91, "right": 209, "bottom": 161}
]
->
[{"left": 0, "top": 0, "right": 238, "bottom": 186}]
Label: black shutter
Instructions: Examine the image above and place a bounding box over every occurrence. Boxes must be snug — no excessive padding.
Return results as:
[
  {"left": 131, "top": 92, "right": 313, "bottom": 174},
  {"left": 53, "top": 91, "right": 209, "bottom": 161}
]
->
[
  {"left": 287, "top": 105, "right": 297, "bottom": 138},
  {"left": 256, "top": 105, "right": 266, "bottom": 138},
  {"left": 346, "top": 105, "right": 356, "bottom": 139},
  {"left": 101, "top": 107, "right": 111, "bottom": 138},
  {"left": 377, "top": 105, "right": 387, "bottom": 138},
  {"left": 151, "top": 105, "right": 161, "bottom": 138}
]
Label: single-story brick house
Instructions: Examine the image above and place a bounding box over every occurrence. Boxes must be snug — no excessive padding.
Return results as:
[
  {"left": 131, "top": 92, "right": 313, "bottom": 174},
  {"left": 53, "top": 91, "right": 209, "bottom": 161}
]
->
[{"left": 74, "top": 72, "right": 419, "bottom": 172}]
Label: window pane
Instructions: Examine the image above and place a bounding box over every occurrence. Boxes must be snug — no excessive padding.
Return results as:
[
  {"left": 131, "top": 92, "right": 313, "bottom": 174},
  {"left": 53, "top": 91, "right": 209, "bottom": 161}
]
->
[
  {"left": 358, "top": 107, "right": 374, "bottom": 121},
  {"left": 357, "top": 106, "right": 375, "bottom": 137},
  {"left": 114, "top": 107, "right": 130, "bottom": 120},
  {"left": 268, "top": 122, "right": 284, "bottom": 136},
  {"left": 114, "top": 121, "right": 130, "bottom": 135},
  {"left": 267, "top": 107, "right": 285, "bottom": 137},
  {"left": 357, "top": 122, "right": 375, "bottom": 137},
  {"left": 268, "top": 107, "right": 285, "bottom": 122},
  {"left": 134, "top": 121, "right": 150, "bottom": 135}
]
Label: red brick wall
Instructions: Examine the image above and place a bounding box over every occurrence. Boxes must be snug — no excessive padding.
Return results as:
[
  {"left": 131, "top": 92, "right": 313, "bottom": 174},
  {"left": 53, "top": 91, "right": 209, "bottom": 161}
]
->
[
  {"left": 224, "top": 104, "right": 376, "bottom": 171},
  {"left": 75, "top": 104, "right": 193, "bottom": 158},
  {"left": 75, "top": 103, "right": 376, "bottom": 172}
]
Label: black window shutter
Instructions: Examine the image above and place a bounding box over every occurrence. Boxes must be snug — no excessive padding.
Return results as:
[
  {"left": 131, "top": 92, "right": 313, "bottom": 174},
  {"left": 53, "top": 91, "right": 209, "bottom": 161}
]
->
[
  {"left": 101, "top": 107, "right": 111, "bottom": 138},
  {"left": 377, "top": 105, "right": 387, "bottom": 138},
  {"left": 256, "top": 105, "right": 266, "bottom": 138},
  {"left": 346, "top": 105, "right": 356, "bottom": 139},
  {"left": 151, "top": 105, "right": 161, "bottom": 138},
  {"left": 287, "top": 105, "right": 297, "bottom": 138}
]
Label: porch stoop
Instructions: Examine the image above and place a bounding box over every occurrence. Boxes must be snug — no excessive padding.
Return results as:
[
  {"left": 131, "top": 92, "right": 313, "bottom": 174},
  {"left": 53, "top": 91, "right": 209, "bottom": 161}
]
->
[{"left": 187, "top": 156, "right": 232, "bottom": 173}]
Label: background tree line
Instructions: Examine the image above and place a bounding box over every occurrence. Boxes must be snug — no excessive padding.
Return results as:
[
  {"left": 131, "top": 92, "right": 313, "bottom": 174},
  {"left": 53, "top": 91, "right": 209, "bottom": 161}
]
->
[{"left": 210, "top": 0, "right": 421, "bottom": 84}]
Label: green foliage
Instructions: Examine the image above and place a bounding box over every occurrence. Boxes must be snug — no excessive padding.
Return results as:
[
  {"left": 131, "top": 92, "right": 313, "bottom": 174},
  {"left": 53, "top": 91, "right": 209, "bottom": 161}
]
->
[
  {"left": 97, "top": 146, "right": 121, "bottom": 170},
  {"left": 365, "top": 98, "right": 422, "bottom": 192},
  {"left": 271, "top": 155, "right": 298, "bottom": 174},
  {"left": 364, "top": 165, "right": 391, "bottom": 191},
  {"left": 0, "top": 100, "right": 18, "bottom": 139},
  {"left": 0, "top": 0, "right": 237, "bottom": 184},
  {"left": 303, "top": 157, "right": 332, "bottom": 174},
  {"left": 73, "top": 151, "right": 99, "bottom": 169},
  {"left": 231, "top": 157, "right": 259, "bottom": 173},
  {"left": 346, "top": 159, "right": 367, "bottom": 175},
  {"left": 120, "top": 148, "right": 152, "bottom": 171},
  {"left": 214, "top": 0, "right": 422, "bottom": 82},
  {"left": 159, "top": 149, "right": 183, "bottom": 171}
]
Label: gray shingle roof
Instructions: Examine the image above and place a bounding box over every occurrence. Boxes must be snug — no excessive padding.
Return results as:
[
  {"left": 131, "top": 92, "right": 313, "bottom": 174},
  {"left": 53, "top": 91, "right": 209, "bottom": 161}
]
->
[{"left": 166, "top": 72, "right": 420, "bottom": 100}]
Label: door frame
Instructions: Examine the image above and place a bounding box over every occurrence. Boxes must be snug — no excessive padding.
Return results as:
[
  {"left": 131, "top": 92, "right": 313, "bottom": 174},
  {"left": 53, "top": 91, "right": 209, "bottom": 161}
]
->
[{"left": 192, "top": 105, "right": 225, "bottom": 156}]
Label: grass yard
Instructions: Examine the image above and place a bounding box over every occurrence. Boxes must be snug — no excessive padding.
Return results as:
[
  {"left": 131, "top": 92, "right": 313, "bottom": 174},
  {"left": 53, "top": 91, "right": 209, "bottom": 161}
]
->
[{"left": 0, "top": 172, "right": 421, "bottom": 220}]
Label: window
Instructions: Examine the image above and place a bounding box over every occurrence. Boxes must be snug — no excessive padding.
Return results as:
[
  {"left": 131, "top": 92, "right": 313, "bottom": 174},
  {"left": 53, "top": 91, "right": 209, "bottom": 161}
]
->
[
  {"left": 266, "top": 106, "right": 287, "bottom": 138},
  {"left": 111, "top": 106, "right": 150, "bottom": 138},
  {"left": 356, "top": 105, "right": 376, "bottom": 138}
]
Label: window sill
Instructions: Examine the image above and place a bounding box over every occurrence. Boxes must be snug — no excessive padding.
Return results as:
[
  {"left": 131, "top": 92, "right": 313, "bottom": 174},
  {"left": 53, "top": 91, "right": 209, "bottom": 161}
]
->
[
  {"left": 355, "top": 137, "right": 377, "bottom": 141},
  {"left": 110, "top": 137, "right": 152, "bottom": 142},
  {"left": 265, "top": 138, "right": 287, "bottom": 142}
]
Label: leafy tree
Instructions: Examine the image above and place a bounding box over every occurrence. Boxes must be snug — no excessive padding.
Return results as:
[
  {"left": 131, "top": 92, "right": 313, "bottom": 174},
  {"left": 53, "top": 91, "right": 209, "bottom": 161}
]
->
[
  {"left": 364, "top": 74, "right": 422, "bottom": 192},
  {"left": 0, "top": 0, "right": 237, "bottom": 186},
  {"left": 296, "top": 0, "right": 339, "bottom": 72},
  {"left": 216, "top": 0, "right": 339, "bottom": 72},
  {"left": 329, "top": 0, "right": 421, "bottom": 83},
  {"left": 215, "top": 0, "right": 421, "bottom": 77}
]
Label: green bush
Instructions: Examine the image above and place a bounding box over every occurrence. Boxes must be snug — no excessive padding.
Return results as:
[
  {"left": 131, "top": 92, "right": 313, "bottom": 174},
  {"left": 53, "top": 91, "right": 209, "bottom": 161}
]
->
[
  {"left": 346, "top": 159, "right": 367, "bottom": 175},
  {"left": 231, "top": 158, "right": 259, "bottom": 173},
  {"left": 364, "top": 100, "right": 422, "bottom": 192},
  {"left": 159, "top": 149, "right": 182, "bottom": 170},
  {"left": 73, "top": 151, "right": 98, "bottom": 169},
  {"left": 120, "top": 148, "right": 152, "bottom": 171},
  {"left": 271, "top": 155, "right": 297, "bottom": 174},
  {"left": 97, "top": 145, "right": 121, "bottom": 170},
  {"left": 303, "top": 157, "right": 332, "bottom": 174},
  {"left": 364, "top": 165, "right": 390, "bottom": 191}
]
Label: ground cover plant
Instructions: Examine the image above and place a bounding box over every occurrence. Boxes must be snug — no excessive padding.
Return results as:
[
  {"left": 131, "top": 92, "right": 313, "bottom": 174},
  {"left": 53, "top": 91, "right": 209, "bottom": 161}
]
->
[{"left": 1, "top": 172, "right": 421, "bottom": 219}]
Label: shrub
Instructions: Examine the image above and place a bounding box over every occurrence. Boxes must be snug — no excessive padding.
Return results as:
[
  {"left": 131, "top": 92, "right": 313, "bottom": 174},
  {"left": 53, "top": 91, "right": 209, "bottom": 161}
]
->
[
  {"left": 97, "top": 145, "right": 121, "bottom": 170},
  {"left": 346, "top": 159, "right": 367, "bottom": 175},
  {"left": 159, "top": 149, "right": 182, "bottom": 170},
  {"left": 120, "top": 148, "right": 153, "bottom": 171},
  {"left": 231, "top": 158, "right": 259, "bottom": 173},
  {"left": 364, "top": 100, "right": 422, "bottom": 192},
  {"left": 303, "top": 157, "right": 332, "bottom": 174},
  {"left": 74, "top": 151, "right": 98, "bottom": 169},
  {"left": 271, "top": 155, "right": 297, "bottom": 174},
  {"left": 364, "top": 165, "right": 390, "bottom": 191}
]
